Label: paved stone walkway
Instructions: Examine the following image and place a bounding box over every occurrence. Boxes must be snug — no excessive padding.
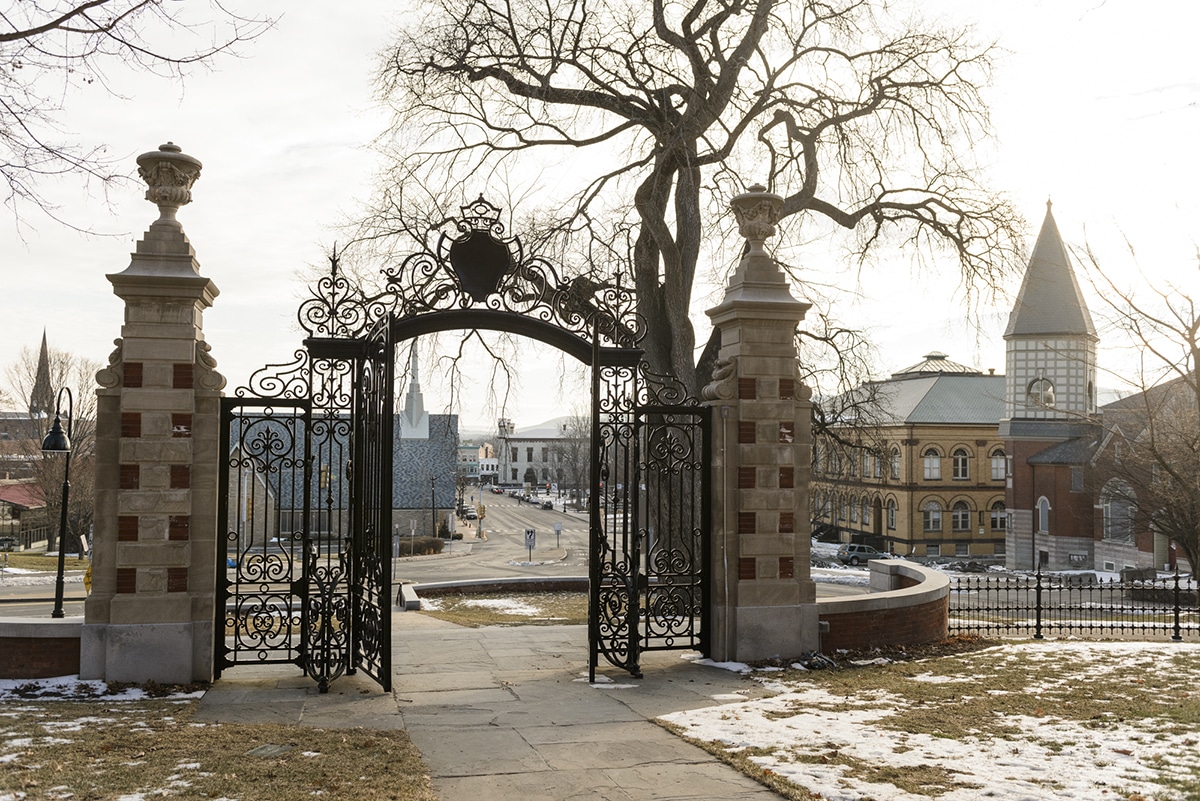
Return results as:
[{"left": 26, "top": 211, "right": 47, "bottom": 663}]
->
[{"left": 197, "top": 611, "right": 782, "bottom": 800}]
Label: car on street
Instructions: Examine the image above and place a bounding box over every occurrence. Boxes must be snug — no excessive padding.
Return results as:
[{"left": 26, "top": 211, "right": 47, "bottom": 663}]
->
[
  {"left": 836, "top": 543, "right": 886, "bottom": 566},
  {"left": 541, "top": 500, "right": 553, "bottom": 510},
  {"left": 465, "top": 507, "right": 478, "bottom": 520}
]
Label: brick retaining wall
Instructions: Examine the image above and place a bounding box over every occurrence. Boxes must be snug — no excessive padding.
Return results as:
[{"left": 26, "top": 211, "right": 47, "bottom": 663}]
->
[
  {"left": 816, "top": 561, "right": 949, "bottom": 652},
  {"left": 0, "top": 619, "right": 82, "bottom": 679}
]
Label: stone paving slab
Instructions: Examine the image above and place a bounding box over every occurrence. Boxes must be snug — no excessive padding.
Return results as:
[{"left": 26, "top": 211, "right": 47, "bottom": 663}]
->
[{"left": 198, "top": 613, "right": 783, "bottom": 800}]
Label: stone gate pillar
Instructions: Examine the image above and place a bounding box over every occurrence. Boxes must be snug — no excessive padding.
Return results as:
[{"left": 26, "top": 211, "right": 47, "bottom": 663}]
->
[
  {"left": 82, "top": 142, "right": 225, "bottom": 683},
  {"left": 703, "top": 184, "right": 818, "bottom": 661}
]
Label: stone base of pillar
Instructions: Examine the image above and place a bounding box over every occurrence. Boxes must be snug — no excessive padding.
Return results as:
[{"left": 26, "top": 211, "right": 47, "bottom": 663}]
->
[
  {"left": 80, "top": 621, "right": 212, "bottom": 684},
  {"left": 708, "top": 603, "right": 820, "bottom": 663}
]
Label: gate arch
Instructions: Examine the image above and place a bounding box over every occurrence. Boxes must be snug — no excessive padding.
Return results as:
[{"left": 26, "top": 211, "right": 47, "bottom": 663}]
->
[{"left": 217, "top": 197, "right": 710, "bottom": 690}]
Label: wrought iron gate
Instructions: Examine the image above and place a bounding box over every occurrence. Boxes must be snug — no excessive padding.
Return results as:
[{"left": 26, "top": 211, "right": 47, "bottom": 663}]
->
[
  {"left": 217, "top": 307, "right": 393, "bottom": 692},
  {"left": 217, "top": 197, "right": 709, "bottom": 691},
  {"left": 589, "top": 353, "right": 711, "bottom": 679}
]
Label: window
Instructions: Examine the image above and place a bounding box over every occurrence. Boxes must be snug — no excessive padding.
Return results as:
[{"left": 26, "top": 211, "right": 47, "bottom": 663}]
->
[
  {"left": 526, "top": 447, "right": 534, "bottom": 462},
  {"left": 838, "top": 495, "right": 847, "bottom": 521},
  {"left": 541, "top": 468, "right": 549, "bottom": 481},
  {"left": 541, "top": 447, "right": 549, "bottom": 462},
  {"left": 813, "top": 445, "right": 823, "bottom": 474},
  {"left": 923, "top": 501, "right": 942, "bottom": 532},
  {"left": 951, "top": 501, "right": 971, "bottom": 532},
  {"left": 863, "top": 453, "right": 872, "bottom": 478},
  {"left": 849, "top": 500, "right": 858, "bottom": 523},
  {"left": 1070, "top": 467, "right": 1084, "bottom": 492},
  {"left": 1101, "top": 479, "right": 1136, "bottom": 543},
  {"left": 861, "top": 498, "right": 871, "bottom": 526},
  {"left": 1028, "top": 378, "right": 1056, "bottom": 407},
  {"left": 923, "top": 448, "right": 941, "bottom": 480},
  {"left": 990, "top": 501, "right": 1007, "bottom": 531},
  {"left": 510, "top": 468, "right": 518, "bottom": 481},
  {"left": 511, "top": 447, "right": 518, "bottom": 462},
  {"left": 1036, "top": 497, "right": 1051, "bottom": 533},
  {"left": 849, "top": 450, "right": 858, "bottom": 477},
  {"left": 952, "top": 448, "right": 969, "bottom": 480},
  {"left": 886, "top": 499, "right": 897, "bottom": 530},
  {"left": 890, "top": 448, "right": 901, "bottom": 479},
  {"left": 955, "top": 543, "right": 970, "bottom": 557},
  {"left": 990, "top": 449, "right": 1006, "bottom": 481}
]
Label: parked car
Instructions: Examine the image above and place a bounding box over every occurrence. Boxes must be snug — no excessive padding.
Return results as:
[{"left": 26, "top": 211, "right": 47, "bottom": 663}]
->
[
  {"left": 0, "top": 536, "right": 18, "bottom": 552},
  {"left": 836, "top": 543, "right": 886, "bottom": 566},
  {"left": 465, "top": 507, "right": 478, "bottom": 520},
  {"left": 541, "top": 500, "right": 553, "bottom": 510}
]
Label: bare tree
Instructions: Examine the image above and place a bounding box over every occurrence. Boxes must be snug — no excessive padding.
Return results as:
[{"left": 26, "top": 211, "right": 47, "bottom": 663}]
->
[
  {"left": 548, "top": 412, "right": 590, "bottom": 508},
  {"left": 1, "top": 1, "right": 271, "bottom": 225},
  {"left": 4, "top": 341, "right": 100, "bottom": 553},
  {"left": 360, "top": 0, "right": 1021, "bottom": 397},
  {"left": 1081, "top": 249, "right": 1200, "bottom": 573}
]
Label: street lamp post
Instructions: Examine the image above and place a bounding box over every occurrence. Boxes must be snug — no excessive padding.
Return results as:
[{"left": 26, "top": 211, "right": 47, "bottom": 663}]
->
[
  {"left": 430, "top": 475, "right": 437, "bottom": 537},
  {"left": 40, "top": 387, "right": 74, "bottom": 619}
]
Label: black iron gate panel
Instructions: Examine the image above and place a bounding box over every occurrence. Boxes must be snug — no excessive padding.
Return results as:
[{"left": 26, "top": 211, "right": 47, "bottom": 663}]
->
[
  {"left": 635, "top": 404, "right": 710, "bottom": 656},
  {"left": 216, "top": 398, "right": 311, "bottom": 674},
  {"left": 348, "top": 315, "right": 393, "bottom": 690},
  {"left": 589, "top": 353, "right": 711, "bottom": 680}
]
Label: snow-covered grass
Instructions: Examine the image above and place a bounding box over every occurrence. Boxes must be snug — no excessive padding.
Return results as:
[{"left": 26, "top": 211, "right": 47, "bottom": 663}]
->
[{"left": 661, "top": 640, "right": 1200, "bottom": 800}]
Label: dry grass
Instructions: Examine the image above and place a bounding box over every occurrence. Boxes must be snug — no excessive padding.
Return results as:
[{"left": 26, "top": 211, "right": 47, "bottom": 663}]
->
[
  {"left": 0, "top": 696, "right": 434, "bottom": 800},
  {"left": 418, "top": 591, "right": 589, "bottom": 627},
  {"left": 1, "top": 552, "right": 88, "bottom": 573},
  {"left": 663, "top": 637, "right": 1200, "bottom": 800}
]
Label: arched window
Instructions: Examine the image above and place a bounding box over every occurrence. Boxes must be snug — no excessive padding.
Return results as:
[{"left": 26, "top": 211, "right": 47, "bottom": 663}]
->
[
  {"left": 990, "top": 449, "right": 1006, "bottom": 481},
  {"left": 923, "top": 448, "right": 942, "bottom": 480},
  {"left": 890, "top": 448, "right": 901, "bottom": 479},
  {"left": 990, "top": 501, "right": 1007, "bottom": 531},
  {"left": 1028, "top": 378, "right": 1056, "bottom": 407},
  {"left": 813, "top": 444, "right": 823, "bottom": 474},
  {"left": 886, "top": 499, "right": 897, "bottom": 530},
  {"left": 1036, "top": 497, "right": 1051, "bottom": 533},
  {"left": 951, "top": 501, "right": 971, "bottom": 531},
  {"left": 873, "top": 453, "right": 883, "bottom": 478},
  {"left": 952, "top": 448, "right": 970, "bottom": 480},
  {"left": 861, "top": 497, "right": 871, "bottom": 526},
  {"left": 1101, "top": 479, "right": 1136, "bottom": 543},
  {"left": 849, "top": 450, "right": 859, "bottom": 477},
  {"left": 923, "top": 500, "right": 943, "bottom": 532},
  {"left": 849, "top": 497, "right": 858, "bottom": 523}
]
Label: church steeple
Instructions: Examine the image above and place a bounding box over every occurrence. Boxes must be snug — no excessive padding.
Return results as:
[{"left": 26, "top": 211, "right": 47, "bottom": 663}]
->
[
  {"left": 29, "top": 329, "right": 54, "bottom": 420},
  {"left": 400, "top": 346, "right": 429, "bottom": 439},
  {"left": 1000, "top": 202, "right": 1099, "bottom": 433},
  {"left": 1004, "top": 201, "right": 1096, "bottom": 340}
]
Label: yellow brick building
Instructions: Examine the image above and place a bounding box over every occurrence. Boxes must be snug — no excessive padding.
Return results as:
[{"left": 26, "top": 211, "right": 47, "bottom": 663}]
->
[{"left": 812, "top": 352, "right": 1008, "bottom": 558}]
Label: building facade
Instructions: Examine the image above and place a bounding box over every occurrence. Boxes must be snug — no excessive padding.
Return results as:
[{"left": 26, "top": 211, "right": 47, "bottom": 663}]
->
[
  {"left": 813, "top": 352, "right": 1008, "bottom": 558},
  {"left": 495, "top": 416, "right": 588, "bottom": 494}
]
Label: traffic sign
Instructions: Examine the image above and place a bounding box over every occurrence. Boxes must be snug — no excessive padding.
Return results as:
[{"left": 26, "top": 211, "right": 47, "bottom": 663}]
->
[{"left": 524, "top": 527, "right": 536, "bottom": 561}]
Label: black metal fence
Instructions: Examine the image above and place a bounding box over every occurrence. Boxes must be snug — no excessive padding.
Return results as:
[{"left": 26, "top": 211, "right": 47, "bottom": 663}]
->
[{"left": 949, "top": 571, "right": 1198, "bottom": 640}]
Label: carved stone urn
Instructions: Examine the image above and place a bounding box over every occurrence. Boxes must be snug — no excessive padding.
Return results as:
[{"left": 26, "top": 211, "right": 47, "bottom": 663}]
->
[{"left": 136, "top": 141, "right": 202, "bottom": 224}]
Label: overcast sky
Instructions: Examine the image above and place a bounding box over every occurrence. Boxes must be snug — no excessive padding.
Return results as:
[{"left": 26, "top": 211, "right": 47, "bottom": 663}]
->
[{"left": 2, "top": 0, "right": 1197, "bottom": 431}]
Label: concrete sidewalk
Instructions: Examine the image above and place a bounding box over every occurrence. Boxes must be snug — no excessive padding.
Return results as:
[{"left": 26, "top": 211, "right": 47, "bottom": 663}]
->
[{"left": 197, "top": 612, "right": 782, "bottom": 800}]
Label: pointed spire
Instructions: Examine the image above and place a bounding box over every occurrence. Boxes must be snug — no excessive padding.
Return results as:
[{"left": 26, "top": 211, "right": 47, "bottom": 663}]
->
[
  {"left": 400, "top": 345, "right": 429, "bottom": 438},
  {"left": 1004, "top": 203, "right": 1096, "bottom": 339},
  {"left": 29, "top": 330, "right": 54, "bottom": 420}
]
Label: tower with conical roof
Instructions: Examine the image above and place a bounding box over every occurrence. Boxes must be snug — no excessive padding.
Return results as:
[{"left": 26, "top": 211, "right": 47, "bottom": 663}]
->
[
  {"left": 29, "top": 330, "right": 55, "bottom": 421},
  {"left": 1000, "top": 203, "right": 1099, "bottom": 570}
]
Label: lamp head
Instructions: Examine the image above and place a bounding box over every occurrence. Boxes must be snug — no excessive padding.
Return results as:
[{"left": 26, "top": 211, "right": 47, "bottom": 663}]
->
[{"left": 41, "top": 414, "right": 71, "bottom": 453}]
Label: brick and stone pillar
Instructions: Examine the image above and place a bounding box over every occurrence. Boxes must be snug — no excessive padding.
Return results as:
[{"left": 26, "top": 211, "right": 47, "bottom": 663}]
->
[
  {"left": 81, "top": 142, "right": 225, "bottom": 683},
  {"left": 703, "top": 184, "right": 818, "bottom": 661}
]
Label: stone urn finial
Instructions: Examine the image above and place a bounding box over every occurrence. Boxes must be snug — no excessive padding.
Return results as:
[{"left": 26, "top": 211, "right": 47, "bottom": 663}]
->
[
  {"left": 136, "top": 142, "right": 202, "bottom": 224},
  {"left": 731, "top": 183, "right": 784, "bottom": 255}
]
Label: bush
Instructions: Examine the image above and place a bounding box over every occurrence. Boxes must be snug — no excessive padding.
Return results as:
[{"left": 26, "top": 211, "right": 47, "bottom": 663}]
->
[{"left": 397, "top": 536, "right": 444, "bottom": 557}]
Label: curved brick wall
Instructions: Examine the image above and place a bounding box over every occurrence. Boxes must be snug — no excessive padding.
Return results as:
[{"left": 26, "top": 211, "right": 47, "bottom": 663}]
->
[
  {"left": 816, "top": 561, "right": 949, "bottom": 652},
  {"left": 0, "top": 618, "right": 82, "bottom": 679}
]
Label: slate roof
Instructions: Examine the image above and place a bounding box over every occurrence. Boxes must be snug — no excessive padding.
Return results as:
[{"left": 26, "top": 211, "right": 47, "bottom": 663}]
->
[
  {"left": 872, "top": 374, "right": 1006, "bottom": 425},
  {"left": 1026, "top": 436, "right": 1096, "bottom": 465},
  {"left": 1004, "top": 203, "right": 1096, "bottom": 339}
]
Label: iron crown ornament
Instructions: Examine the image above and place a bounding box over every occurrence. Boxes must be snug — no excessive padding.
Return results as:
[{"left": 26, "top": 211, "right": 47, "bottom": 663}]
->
[{"left": 444, "top": 196, "right": 515, "bottom": 302}]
